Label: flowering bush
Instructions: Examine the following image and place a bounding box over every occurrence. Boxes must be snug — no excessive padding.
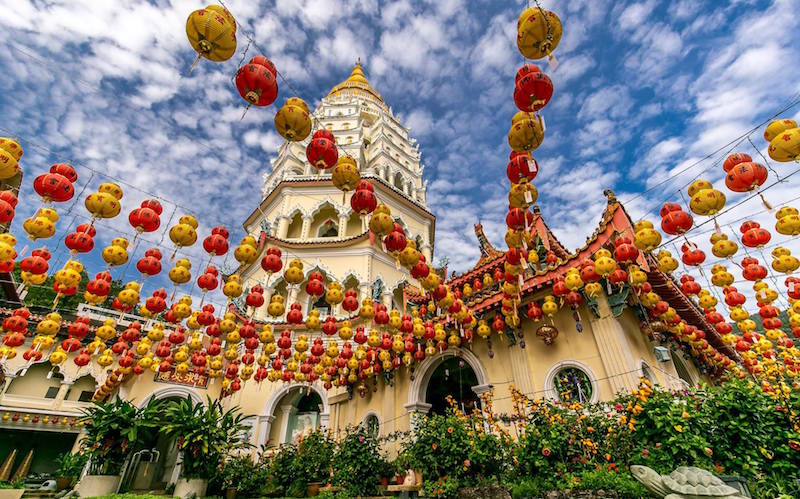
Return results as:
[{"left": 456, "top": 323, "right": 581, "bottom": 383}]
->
[{"left": 331, "top": 425, "right": 391, "bottom": 496}]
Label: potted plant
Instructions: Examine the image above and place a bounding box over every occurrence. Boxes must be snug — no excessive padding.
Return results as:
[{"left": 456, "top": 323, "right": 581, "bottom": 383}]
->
[
  {"left": 75, "top": 397, "right": 163, "bottom": 497},
  {"left": 160, "top": 396, "right": 251, "bottom": 498},
  {"left": 54, "top": 452, "right": 87, "bottom": 490},
  {"left": 295, "top": 428, "right": 334, "bottom": 496},
  {"left": 0, "top": 480, "right": 24, "bottom": 499},
  {"left": 217, "top": 455, "right": 265, "bottom": 499}
]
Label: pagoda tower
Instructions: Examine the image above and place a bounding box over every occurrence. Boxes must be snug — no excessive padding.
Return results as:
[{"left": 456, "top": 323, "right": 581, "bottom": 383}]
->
[{"left": 240, "top": 62, "right": 435, "bottom": 321}]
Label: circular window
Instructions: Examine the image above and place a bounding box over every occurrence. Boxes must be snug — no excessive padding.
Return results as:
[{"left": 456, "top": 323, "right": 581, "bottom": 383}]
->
[
  {"left": 552, "top": 366, "right": 593, "bottom": 403},
  {"left": 362, "top": 413, "right": 380, "bottom": 437}
]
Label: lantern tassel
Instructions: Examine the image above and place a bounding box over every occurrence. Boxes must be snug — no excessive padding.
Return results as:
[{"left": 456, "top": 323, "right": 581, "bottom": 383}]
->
[
  {"left": 240, "top": 105, "right": 251, "bottom": 121},
  {"left": 188, "top": 54, "right": 202, "bottom": 73},
  {"left": 713, "top": 218, "right": 721, "bottom": 235},
  {"left": 760, "top": 193, "right": 773, "bottom": 211}
]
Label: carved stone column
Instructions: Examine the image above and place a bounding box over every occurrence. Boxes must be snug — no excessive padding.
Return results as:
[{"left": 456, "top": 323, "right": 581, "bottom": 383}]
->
[{"left": 587, "top": 294, "right": 639, "bottom": 395}]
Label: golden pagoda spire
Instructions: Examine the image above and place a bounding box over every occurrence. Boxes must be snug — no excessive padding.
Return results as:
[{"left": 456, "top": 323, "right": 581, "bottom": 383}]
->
[{"left": 328, "top": 59, "right": 384, "bottom": 103}]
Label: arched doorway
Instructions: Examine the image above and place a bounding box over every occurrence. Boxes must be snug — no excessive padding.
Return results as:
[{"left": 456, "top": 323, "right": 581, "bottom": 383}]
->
[
  {"left": 406, "top": 349, "right": 490, "bottom": 417},
  {"left": 425, "top": 356, "right": 479, "bottom": 415},
  {"left": 260, "top": 385, "right": 330, "bottom": 447}
]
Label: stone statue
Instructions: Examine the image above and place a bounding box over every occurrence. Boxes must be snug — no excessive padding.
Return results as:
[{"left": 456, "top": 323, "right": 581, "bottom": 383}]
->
[{"left": 630, "top": 465, "right": 747, "bottom": 498}]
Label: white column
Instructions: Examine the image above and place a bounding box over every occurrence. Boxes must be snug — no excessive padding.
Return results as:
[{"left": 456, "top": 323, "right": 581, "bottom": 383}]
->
[
  {"left": 52, "top": 380, "right": 73, "bottom": 409},
  {"left": 278, "top": 406, "right": 297, "bottom": 444},
  {"left": 0, "top": 375, "right": 15, "bottom": 398},
  {"left": 382, "top": 291, "right": 393, "bottom": 309},
  {"left": 588, "top": 295, "right": 639, "bottom": 395},
  {"left": 420, "top": 243, "right": 433, "bottom": 262},
  {"left": 337, "top": 215, "right": 348, "bottom": 238},
  {"left": 277, "top": 216, "right": 290, "bottom": 238},
  {"left": 301, "top": 216, "right": 312, "bottom": 240},
  {"left": 254, "top": 415, "right": 276, "bottom": 450},
  {"left": 403, "top": 402, "right": 432, "bottom": 432},
  {"left": 359, "top": 282, "right": 371, "bottom": 302}
]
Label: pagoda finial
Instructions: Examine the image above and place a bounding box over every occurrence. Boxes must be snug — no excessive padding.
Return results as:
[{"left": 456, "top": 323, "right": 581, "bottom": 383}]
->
[{"left": 357, "top": 57, "right": 361, "bottom": 66}]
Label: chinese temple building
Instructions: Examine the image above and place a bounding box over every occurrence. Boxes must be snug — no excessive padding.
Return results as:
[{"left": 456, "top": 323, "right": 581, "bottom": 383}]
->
[{"left": 0, "top": 63, "right": 725, "bottom": 481}]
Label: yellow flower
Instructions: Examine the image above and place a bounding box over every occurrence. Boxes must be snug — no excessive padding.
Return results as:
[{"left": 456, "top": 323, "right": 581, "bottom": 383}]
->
[
  {"left": 674, "top": 425, "right": 683, "bottom": 433},
  {"left": 605, "top": 453, "right": 611, "bottom": 461}
]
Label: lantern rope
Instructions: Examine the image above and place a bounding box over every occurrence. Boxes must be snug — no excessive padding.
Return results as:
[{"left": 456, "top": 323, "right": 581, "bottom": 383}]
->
[
  {"left": 623, "top": 92, "right": 800, "bottom": 210},
  {"left": 655, "top": 166, "right": 800, "bottom": 250}
]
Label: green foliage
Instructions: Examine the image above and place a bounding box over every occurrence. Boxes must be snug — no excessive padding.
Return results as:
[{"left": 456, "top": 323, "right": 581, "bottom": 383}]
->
[
  {"left": 54, "top": 451, "right": 88, "bottom": 478},
  {"left": 79, "top": 397, "right": 163, "bottom": 475},
  {"left": 331, "top": 425, "right": 389, "bottom": 497},
  {"left": 509, "top": 470, "right": 646, "bottom": 499},
  {"left": 263, "top": 443, "right": 303, "bottom": 496},
  {"left": 209, "top": 455, "right": 268, "bottom": 497},
  {"left": 12, "top": 267, "right": 124, "bottom": 312},
  {"left": 0, "top": 480, "right": 24, "bottom": 489},
  {"left": 159, "top": 396, "right": 251, "bottom": 479},
  {"left": 399, "top": 409, "right": 510, "bottom": 490},
  {"left": 295, "top": 429, "right": 335, "bottom": 483}
]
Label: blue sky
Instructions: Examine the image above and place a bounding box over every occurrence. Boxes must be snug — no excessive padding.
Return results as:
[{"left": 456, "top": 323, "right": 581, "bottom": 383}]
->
[{"left": 1, "top": 0, "right": 800, "bottom": 310}]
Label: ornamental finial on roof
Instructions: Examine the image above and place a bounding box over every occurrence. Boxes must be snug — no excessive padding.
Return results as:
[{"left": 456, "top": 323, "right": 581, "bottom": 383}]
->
[{"left": 603, "top": 189, "right": 617, "bottom": 204}]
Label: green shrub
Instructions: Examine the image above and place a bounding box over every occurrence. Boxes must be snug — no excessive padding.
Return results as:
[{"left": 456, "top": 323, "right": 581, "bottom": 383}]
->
[{"left": 331, "top": 425, "right": 389, "bottom": 497}]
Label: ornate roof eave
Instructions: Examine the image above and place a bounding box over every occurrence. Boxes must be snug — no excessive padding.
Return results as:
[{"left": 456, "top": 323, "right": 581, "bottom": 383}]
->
[{"left": 243, "top": 175, "right": 434, "bottom": 232}]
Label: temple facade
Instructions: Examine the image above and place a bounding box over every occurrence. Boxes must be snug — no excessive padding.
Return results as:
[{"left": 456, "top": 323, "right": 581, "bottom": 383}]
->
[{"left": 0, "top": 64, "right": 725, "bottom": 482}]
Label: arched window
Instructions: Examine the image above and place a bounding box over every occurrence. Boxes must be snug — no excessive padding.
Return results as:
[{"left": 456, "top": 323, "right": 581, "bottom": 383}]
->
[
  {"left": 286, "top": 212, "right": 304, "bottom": 239},
  {"left": 552, "top": 366, "right": 593, "bottom": 404},
  {"left": 317, "top": 220, "right": 338, "bottom": 238},
  {"left": 312, "top": 294, "right": 330, "bottom": 316},
  {"left": 394, "top": 172, "right": 404, "bottom": 190},
  {"left": 362, "top": 413, "right": 380, "bottom": 437}
]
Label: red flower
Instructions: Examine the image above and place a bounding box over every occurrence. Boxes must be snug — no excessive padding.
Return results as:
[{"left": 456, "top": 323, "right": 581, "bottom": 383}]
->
[
  {"left": 432, "top": 443, "right": 437, "bottom": 450},
  {"left": 789, "top": 440, "right": 800, "bottom": 451},
  {"left": 642, "top": 449, "right": 649, "bottom": 457},
  {"left": 447, "top": 427, "right": 453, "bottom": 433},
  {"left": 542, "top": 447, "right": 551, "bottom": 457}
]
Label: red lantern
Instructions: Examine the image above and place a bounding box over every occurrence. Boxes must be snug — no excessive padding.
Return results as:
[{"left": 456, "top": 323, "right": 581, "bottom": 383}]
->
[
  {"left": 350, "top": 180, "right": 377, "bottom": 215},
  {"left": 261, "top": 246, "right": 283, "bottom": 274},
  {"left": 565, "top": 290, "right": 582, "bottom": 307},
  {"left": 64, "top": 224, "right": 96, "bottom": 254},
  {"left": 129, "top": 199, "right": 162, "bottom": 233},
  {"left": 203, "top": 227, "right": 229, "bottom": 256},
  {"left": 305, "top": 277, "right": 325, "bottom": 298},
  {"left": 33, "top": 164, "right": 77, "bottom": 202},
  {"left": 145, "top": 289, "right": 168, "bottom": 314},
  {"left": 137, "top": 248, "right": 163, "bottom": 277},
  {"left": 527, "top": 301, "right": 542, "bottom": 320},
  {"left": 680, "top": 243, "right": 705, "bottom": 266},
  {"left": 323, "top": 316, "right": 338, "bottom": 336},
  {"left": 506, "top": 153, "right": 539, "bottom": 184},
  {"left": 384, "top": 226, "right": 407, "bottom": 253},
  {"left": 287, "top": 303, "right": 303, "bottom": 324},
  {"left": 786, "top": 276, "right": 800, "bottom": 299},
  {"left": 86, "top": 271, "right": 112, "bottom": 297},
  {"left": 722, "top": 153, "right": 752, "bottom": 172},
  {"left": 660, "top": 203, "right": 693, "bottom": 235},
  {"left": 235, "top": 59, "right": 279, "bottom": 108},
  {"left": 306, "top": 132, "right": 338, "bottom": 170},
  {"left": 679, "top": 275, "right": 701, "bottom": 296},
  {"left": 19, "top": 248, "right": 51, "bottom": 275},
  {"left": 0, "top": 191, "right": 16, "bottom": 224},
  {"left": 506, "top": 207, "right": 530, "bottom": 230},
  {"left": 579, "top": 260, "right": 600, "bottom": 283},
  {"left": 609, "top": 268, "right": 628, "bottom": 287},
  {"left": 723, "top": 287, "right": 746, "bottom": 307},
  {"left": 513, "top": 65, "right": 553, "bottom": 112},
  {"left": 613, "top": 237, "right": 639, "bottom": 265},
  {"left": 342, "top": 289, "right": 359, "bottom": 312},
  {"left": 724, "top": 161, "right": 767, "bottom": 193},
  {"left": 411, "top": 258, "right": 430, "bottom": 279},
  {"left": 246, "top": 285, "right": 265, "bottom": 308},
  {"left": 197, "top": 266, "right": 219, "bottom": 292},
  {"left": 741, "top": 257, "right": 767, "bottom": 281},
  {"left": 740, "top": 221, "right": 770, "bottom": 248}
]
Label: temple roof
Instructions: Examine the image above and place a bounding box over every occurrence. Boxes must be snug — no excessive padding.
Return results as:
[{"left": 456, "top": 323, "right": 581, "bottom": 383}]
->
[{"left": 328, "top": 60, "right": 385, "bottom": 104}]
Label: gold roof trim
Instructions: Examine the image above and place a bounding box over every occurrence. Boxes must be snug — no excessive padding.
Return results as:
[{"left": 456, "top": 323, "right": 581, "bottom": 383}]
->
[{"left": 328, "top": 60, "right": 384, "bottom": 103}]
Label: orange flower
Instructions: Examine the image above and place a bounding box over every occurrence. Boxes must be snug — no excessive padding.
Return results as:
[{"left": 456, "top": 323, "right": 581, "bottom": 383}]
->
[
  {"left": 432, "top": 443, "right": 437, "bottom": 450},
  {"left": 447, "top": 427, "right": 453, "bottom": 434}
]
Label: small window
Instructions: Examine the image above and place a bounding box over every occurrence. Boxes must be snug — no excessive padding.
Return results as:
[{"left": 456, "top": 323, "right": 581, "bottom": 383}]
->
[
  {"left": 363, "top": 414, "right": 379, "bottom": 437},
  {"left": 78, "top": 391, "right": 94, "bottom": 402},
  {"left": 45, "top": 386, "right": 60, "bottom": 399},
  {"left": 312, "top": 294, "right": 330, "bottom": 316},
  {"left": 553, "top": 367, "right": 593, "bottom": 403},
  {"left": 318, "top": 220, "right": 338, "bottom": 238}
]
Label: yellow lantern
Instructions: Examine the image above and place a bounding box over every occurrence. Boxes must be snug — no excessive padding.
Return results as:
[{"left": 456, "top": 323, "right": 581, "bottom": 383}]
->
[
  {"left": 267, "top": 295, "right": 285, "bottom": 317},
  {"left": 85, "top": 183, "right": 123, "bottom": 219},
  {"left": 508, "top": 112, "right": 544, "bottom": 152},
  {"left": 584, "top": 281, "right": 602, "bottom": 298},
  {"left": 541, "top": 295, "right": 558, "bottom": 317},
  {"left": 768, "top": 126, "right": 800, "bottom": 162},
  {"left": 508, "top": 182, "right": 538, "bottom": 208},
  {"left": 223, "top": 274, "right": 243, "bottom": 299},
  {"left": 516, "top": 7, "right": 563, "bottom": 60},
  {"left": 633, "top": 220, "right": 661, "bottom": 252},
  {"left": 168, "top": 258, "right": 192, "bottom": 285},
  {"left": 233, "top": 236, "right": 258, "bottom": 266},
  {"left": 697, "top": 290, "right": 717, "bottom": 311},
  {"left": 0, "top": 137, "right": 23, "bottom": 160},
  {"left": 101, "top": 237, "right": 130, "bottom": 267},
  {"left": 775, "top": 206, "right": 800, "bottom": 236},
  {"left": 765, "top": 118, "right": 797, "bottom": 142},
  {"left": 710, "top": 265, "right": 734, "bottom": 287},
  {"left": 332, "top": 156, "right": 361, "bottom": 193},
  {"left": 37, "top": 313, "right": 61, "bottom": 336},
  {"left": 628, "top": 265, "right": 648, "bottom": 287},
  {"left": 49, "top": 348, "right": 67, "bottom": 366},
  {"left": 274, "top": 98, "right": 312, "bottom": 142},
  {"left": 359, "top": 298, "right": 375, "bottom": 320},
  {"left": 420, "top": 271, "right": 441, "bottom": 291},
  {"left": 593, "top": 248, "right": 617, "bottom": 277},
  {"left": 563, "top": 268, "right": 583, "bottom": 291},
  {"left": 398, "top": 241, "right": 419, "bottom": 268},
  {"left": 771, "top": 247, "right": 799, "bottom": 274},
  {"left": 656, "top": 250, "right": 678, "bottom": 273},
  {"left": 305, "top": 310, "right": 321, "bottom": 331},
  {"left": 54, "top": 260, "right": 83, "bottom": 292},
  {"left": 710, "top": 233, "right": 737, "bottom": 259},
  {"left": 117, "top": 281, "right": 141, "bottom": 307},
  {"left": 0, "top": 147, "right": 20, "bottom": 180},
  {"left": 23, "top": 207, "right": 59, "bottom": 240},
  {"left": 369, "top": 204, "right": 394, "bottom": 237},
  {"left": 169, "top": 215, "right": 199, "bottom": 249},
  {"left": 186, "top": 5, "right": 237, "bottom": 69},
  {"left": 325, "top": 281, "right": 343, "bottom": 306},
  {"left": 339, "top": 320, "right": 353, "bottom": 340},
  {"left": 284, "top": 259, "right": 304, "bottom": 285},
  {"left": 688, "top": 180, "right": 726, "bottom": 216}
]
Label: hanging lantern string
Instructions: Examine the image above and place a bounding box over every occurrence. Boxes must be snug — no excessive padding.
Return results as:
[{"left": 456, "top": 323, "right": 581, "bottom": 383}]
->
[
  {"left": 623, "top": 92, "right": 800, "bottom": 209},
  {"left": 216, "top": 0, "right": 304, "bottom": 98},
  {"left": 747, "top": 135, "right": 782, "bottom": 183},
  {"left": 655, "top": 167, "right": 800, "bottom": 250}
]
